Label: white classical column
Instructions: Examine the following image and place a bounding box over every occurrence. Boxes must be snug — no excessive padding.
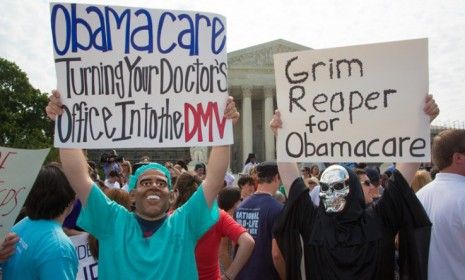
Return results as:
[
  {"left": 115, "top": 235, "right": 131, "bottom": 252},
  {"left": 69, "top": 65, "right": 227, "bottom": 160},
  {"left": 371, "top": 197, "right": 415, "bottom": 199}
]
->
[
  {"left": 264, "top": 87, "right": 275, "bottom": 160},
  {"left": 242, "top": 86, "right": 253, "bottom": 163}
]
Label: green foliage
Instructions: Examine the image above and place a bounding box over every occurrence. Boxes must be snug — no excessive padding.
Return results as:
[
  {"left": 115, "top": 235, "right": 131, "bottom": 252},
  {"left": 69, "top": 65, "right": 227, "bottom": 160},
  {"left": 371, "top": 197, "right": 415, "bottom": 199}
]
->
[{"left": 0, "top": 58, "right": 53, "bottom": 150}]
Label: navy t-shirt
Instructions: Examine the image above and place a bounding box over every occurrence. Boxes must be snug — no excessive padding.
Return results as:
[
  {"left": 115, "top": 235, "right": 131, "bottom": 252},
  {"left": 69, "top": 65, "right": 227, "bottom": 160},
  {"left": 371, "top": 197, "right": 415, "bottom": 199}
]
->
[{"left": 235, "top": 193, "right": 283, "bottom": 280}]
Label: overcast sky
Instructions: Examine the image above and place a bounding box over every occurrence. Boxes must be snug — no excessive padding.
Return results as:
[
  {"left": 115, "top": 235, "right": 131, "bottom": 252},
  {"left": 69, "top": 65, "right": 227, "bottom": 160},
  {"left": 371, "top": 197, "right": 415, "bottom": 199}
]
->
[{"left": 1, "top": 0, "right": 464, "bottom": 126}]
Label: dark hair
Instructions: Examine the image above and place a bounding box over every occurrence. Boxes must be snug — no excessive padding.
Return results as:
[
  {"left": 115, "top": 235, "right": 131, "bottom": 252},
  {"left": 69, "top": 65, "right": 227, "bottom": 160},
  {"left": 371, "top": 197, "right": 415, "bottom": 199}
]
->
[
  {"left": 237, "top": 175, "right": 255, "bottom": 188},
  {"left": 255, "top": 161, "right": 279, "bottom": 184},
  {"left": 173, "top": 173, "right": 202, "bottom": 209},
  {"left": 310, "top": 164, "right": 319, "bottom": 172},
  {"left": 354, "top": 168, "right": 367, "bottom": 176},
  {"left": 194, "top": 163, "right": 206, "bottom": 171},
  {"left": 245, "top": 153, "right": 256, "bottom": 164},
  {"left": 176, "top": 160, "right": 188, "bottom": 171},
  {"left": 384, "top": 170, "right": 393, "bottom": 177},
  {"left": 218, "top": 187, "right": 241, "bottom": 211},
  {"left": 432, "top": 129, "right": 465, "bottom": 170},
  {"left": 302, "top": 167, "right": 311, "bottom": 172},
  {"left": 109, "top": 170, "right": 119, "bottom": 177},
  {"left": 25, "top": 163, "right": 75, "bottom": 220}
]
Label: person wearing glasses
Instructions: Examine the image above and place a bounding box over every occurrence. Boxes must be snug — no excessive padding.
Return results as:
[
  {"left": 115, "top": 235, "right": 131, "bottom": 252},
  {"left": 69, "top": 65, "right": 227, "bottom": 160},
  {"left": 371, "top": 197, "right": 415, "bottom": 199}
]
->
[
  {"left": 416, "top": 129, "right": 465, "bottom": 280},
  {"left": 270, "top": 95, "right": 439, "bottom": 280},
  {"left": 354, "top": 168, "right": 377, "bottom": 205}
]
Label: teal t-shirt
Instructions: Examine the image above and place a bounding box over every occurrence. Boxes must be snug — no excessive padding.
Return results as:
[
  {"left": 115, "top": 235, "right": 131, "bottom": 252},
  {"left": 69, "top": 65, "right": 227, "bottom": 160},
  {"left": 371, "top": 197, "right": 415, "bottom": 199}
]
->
[
  {"left": 77, "top": 183, "right": 219, "bottom": 279},
  {"left": 1, "top": 217, "right": 78, "bottom": 280}
]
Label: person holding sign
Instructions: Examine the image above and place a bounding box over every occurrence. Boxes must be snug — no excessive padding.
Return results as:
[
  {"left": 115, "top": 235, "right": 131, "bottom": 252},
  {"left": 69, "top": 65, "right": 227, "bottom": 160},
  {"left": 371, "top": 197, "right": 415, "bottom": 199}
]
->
[
  {"left": 270, "top": 95, "right": 439, "bottom": 280},
  {"left": 1, "top": 163, "right": 78, "bottom": 279},
  {"left": 46, "top": 90, "right": 239, "bottom": 279}
]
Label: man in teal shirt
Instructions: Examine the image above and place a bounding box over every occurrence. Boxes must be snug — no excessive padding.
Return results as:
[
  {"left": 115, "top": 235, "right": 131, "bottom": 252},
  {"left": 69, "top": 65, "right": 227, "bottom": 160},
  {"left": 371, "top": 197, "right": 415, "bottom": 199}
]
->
[{"left": 46, "top": 90, "right": 240, "bottom": 279}]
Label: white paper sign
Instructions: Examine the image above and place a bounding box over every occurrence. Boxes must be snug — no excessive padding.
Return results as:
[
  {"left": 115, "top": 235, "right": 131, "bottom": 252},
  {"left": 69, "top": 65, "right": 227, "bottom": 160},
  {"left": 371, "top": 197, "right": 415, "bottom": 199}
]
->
[
  {"left": 274, "top": 39, "right": 430, "bottom": 162},
  {"left": 70, "top": 233, "right": 98, "bottom": 280},
  {"left": 0, "top": 147, "right": 50, "bottom": 239},
  {"left": 50, "top": 3, "right": 232, "bottom": 148}
]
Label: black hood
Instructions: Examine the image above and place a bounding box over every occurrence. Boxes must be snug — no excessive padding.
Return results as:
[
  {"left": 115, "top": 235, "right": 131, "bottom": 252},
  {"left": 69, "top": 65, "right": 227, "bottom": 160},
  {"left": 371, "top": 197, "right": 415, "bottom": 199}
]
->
[{"left": 311, "top": 165, "right": 381, "bottom": 247}]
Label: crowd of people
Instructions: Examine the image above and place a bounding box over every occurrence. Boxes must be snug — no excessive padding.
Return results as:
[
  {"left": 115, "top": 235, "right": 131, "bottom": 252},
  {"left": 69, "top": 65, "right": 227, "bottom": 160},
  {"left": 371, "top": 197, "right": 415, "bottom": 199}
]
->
[{"left": 0, "top": 91, "right": 464, "bottom": 280}]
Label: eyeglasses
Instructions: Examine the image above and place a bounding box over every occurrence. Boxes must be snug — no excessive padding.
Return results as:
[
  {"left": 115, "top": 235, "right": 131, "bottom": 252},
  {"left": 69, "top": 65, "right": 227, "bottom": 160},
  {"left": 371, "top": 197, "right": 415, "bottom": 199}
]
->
[
  {"left": 361, "top": 180, "right": 372, "bottom": 187},
  {"left": 320, "top": 182, "right": 346, "bottom": 192},
  {"left": 138, "top": 178, "right": 168, "bottom": 189}
]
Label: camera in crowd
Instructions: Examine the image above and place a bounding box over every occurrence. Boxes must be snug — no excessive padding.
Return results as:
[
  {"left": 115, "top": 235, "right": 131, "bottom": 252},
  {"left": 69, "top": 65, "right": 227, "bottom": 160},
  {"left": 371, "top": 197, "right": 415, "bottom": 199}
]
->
[{"left": 100, "top": 150, "right": 123, "bottom": 164}]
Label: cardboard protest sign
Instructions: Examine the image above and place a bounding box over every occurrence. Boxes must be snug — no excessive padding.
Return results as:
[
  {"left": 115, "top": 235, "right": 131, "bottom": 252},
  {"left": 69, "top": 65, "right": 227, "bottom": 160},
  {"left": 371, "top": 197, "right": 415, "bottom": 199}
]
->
[
  {"left": 70, "top": 233, "right": 98, "bottom": 280},
  {"left": 50, "top": 3, "right": 232, "bottom": 148},
  {"left": 0, "top": 147, "right": 49, "bottom": 239},
  {"left": 274, "top": 39, "right": 429, "bottom": 162}
]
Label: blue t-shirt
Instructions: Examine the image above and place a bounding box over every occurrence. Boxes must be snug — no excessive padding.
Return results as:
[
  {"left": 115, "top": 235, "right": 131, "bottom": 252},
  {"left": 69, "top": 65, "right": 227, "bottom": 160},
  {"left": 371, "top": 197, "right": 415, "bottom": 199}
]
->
[
  {"left": 77, "top": 183, "right": 219, "bottom": 279},
  {"left": 1, "top": 217, "right": 78, "bottom": 279},
  {"left": 235, "top": 193, "right": 283, "bottom": 280}
]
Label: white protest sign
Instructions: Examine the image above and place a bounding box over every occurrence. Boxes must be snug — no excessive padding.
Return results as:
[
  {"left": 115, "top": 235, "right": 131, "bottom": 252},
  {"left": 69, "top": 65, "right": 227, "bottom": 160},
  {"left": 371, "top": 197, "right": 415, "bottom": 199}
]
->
[
  {"left": 70, "top": 233, "right": 98, "bottom": 280},
  {"left": 0, "top": 147, "right": 49, "bottom": 239},
  {"left": 50, "top": 3, "right": 232, "bottom": 148},
  {"left": 274, "top": 39, "right": 430, "bottom": 162}
]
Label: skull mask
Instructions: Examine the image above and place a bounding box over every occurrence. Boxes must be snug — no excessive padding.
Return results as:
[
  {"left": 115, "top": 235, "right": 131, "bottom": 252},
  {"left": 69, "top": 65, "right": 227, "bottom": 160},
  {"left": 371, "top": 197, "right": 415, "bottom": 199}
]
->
[{"left": 319, "top": 165, "right": 350, "bottom": 213}]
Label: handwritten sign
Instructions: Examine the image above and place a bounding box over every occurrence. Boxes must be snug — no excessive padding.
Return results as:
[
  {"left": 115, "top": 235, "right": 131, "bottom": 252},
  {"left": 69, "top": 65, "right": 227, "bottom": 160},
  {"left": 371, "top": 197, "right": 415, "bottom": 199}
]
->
[
  {"left": 70, "top": 233, "right": 98, "bottom": 280},
  {"left": 50, "top": 3, "right": 232, "bottom": 148},
  {"left": 274, "top": 39, "right": 430, "bottom": 162},
  {"left": 0, "top": 147, "right": 49, "bottom": 239}
]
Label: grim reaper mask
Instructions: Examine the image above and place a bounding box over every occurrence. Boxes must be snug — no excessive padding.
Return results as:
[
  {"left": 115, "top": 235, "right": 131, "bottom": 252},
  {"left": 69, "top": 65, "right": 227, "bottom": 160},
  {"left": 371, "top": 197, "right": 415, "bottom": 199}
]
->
[{"left": 319, "top": 165, "right": 350, "bottom": 213}]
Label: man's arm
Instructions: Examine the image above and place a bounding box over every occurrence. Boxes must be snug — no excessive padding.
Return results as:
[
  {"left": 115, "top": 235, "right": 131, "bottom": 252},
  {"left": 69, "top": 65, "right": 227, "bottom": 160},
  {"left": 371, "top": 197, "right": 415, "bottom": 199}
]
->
[
  {"left": 272, "top": 238, "right": 286, "bottom": 280},
  {"left": 222, "top": 232, "right": 255, "bottom": 280},
  {"left": 46, "top": 90, "right": 93, "bottom": 205},
  {"left": 202, "top": 97, "right": 239, "bottom": 207},
  {"left": 269, "top": 110, "right": 300, "bottom": 194},
  {"left": 397, "top": 95, "right": 439, "bottom": 185},
  {"left": 219, "top": 237, "right": 233, "bottom": 270}
]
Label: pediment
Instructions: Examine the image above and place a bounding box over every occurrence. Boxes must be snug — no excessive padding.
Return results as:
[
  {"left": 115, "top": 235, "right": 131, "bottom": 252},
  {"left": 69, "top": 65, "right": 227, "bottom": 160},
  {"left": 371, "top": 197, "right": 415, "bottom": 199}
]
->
[{"left": 228, "top": 39, "right": 311, "bottom": 68}]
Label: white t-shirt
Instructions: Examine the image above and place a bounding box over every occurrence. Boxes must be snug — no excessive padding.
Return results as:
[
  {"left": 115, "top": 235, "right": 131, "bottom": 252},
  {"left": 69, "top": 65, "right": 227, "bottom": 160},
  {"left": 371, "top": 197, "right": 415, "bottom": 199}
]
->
[
  {"left": 416, "top": 172, "right": 465, "bottom": 280},
  {"left": 104, "top": 179, "right": 121, "bottom": 189}
]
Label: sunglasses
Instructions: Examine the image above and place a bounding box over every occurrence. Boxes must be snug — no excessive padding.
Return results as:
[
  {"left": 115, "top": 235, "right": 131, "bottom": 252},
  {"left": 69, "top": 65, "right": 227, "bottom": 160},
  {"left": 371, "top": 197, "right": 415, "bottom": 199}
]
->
[
  {"left": 320, "top": 182, "right": 346, "bottom": 192},
  {"left": 361, "top": 180, "right": 372, "bottom": 187}
]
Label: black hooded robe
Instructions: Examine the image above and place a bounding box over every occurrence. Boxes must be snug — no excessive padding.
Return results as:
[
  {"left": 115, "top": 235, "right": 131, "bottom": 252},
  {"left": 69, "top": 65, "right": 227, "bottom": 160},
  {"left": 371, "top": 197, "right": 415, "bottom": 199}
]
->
[{"left": 273, "top": 169, "right": 431, "bottom": 280}]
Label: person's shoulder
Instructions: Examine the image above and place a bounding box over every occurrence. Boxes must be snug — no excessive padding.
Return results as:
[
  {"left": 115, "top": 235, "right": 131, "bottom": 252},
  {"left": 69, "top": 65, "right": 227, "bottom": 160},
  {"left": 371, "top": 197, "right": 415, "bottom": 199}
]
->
[
  {"left": 260, "top": 195, "right": 283, "bottom": 212},
  {"left": 219, "top": 209, "right": 229, "bottom": 219},
  {"left": 237, "top": 195, "right": 256, "bottom": 208},
  {"left": 416, "top": 180, "right": 436, "bottom": 198},
  {"left": 35, "top": 225, "right": 74, "bottom": 253},
  {"left": 218, "top": 210, "right": 236, "bottom": 227}
]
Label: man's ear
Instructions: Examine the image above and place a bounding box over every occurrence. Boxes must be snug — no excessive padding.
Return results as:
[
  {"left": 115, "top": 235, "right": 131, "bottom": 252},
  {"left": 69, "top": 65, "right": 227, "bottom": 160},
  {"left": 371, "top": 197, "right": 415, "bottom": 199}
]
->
[{"left": 452, "top": 152, "right": 465, "bottom": 171}]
